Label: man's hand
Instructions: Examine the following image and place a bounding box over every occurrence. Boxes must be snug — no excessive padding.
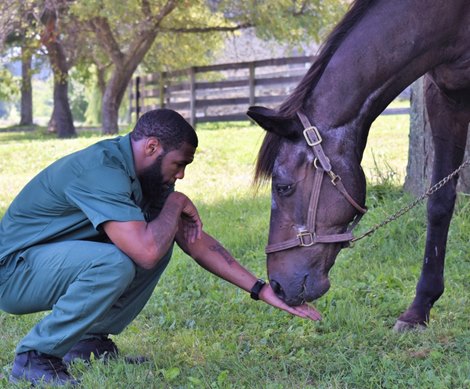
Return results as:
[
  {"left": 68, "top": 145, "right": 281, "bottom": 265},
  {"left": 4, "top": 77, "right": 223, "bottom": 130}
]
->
[
  {"left": 103, "top": 191, "right": 202, "bottom": 269},
  {"left": 169, "top": 192, "right": 203, "bottom": 244},
  {"left": 259, "top": 283, "right": 322, "bottom": 321}
]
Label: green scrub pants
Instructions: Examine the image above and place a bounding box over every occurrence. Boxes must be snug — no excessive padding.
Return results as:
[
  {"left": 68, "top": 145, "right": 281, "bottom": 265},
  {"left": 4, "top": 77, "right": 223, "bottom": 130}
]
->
[{"left": 0, "top": 240, "right": 173, "bottom": 357}]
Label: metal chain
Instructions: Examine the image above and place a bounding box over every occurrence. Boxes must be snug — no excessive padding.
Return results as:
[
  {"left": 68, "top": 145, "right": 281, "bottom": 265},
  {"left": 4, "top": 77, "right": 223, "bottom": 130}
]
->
[{"left": 351, "top": 158, "right": 470, "bottom": 243}]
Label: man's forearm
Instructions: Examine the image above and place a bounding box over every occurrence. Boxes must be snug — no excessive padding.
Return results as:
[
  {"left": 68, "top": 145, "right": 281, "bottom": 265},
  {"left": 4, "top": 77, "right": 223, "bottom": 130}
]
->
[
  {"left": 146, "top": 195, "right": 184, "bottom": 261},
  {"left": 103, "top": 192, "right": 192, "bottom": 269},
  {"left": 181, "top": 232, "right": 258, "bottom": 293},
  {"left": 178, "top": 231, "right": 323, "bottom": 322}
]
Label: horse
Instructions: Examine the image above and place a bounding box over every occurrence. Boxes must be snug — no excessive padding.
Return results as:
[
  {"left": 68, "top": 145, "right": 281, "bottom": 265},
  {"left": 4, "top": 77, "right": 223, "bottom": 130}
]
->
[{"left": 247, "top": 0, "right": 470, "bottom": 331}]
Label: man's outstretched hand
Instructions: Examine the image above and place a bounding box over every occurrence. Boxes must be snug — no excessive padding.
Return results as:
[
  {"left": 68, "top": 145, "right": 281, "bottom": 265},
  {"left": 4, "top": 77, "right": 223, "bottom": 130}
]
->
[{"left": 259, "top": 283, "right": 322, "bottom": 321}]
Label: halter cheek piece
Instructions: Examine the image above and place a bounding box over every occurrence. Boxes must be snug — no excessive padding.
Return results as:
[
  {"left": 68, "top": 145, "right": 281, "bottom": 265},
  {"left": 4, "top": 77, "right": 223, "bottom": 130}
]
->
[{"left": 265, "top": 112, "right": 367, "bottom": 255}]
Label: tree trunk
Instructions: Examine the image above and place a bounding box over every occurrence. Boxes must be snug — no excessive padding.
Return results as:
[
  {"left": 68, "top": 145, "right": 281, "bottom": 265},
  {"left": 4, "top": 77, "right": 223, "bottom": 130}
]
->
[
  {"left": 47, "top": 61, "right": 76, "bottom": 138},
  {"left": 49, "top": 78, "right": 75, "bottom": 138},
  {"left": 93, "top": 5, "right": 174, "bottom": 135},
  {"left": 404, "top": 77, "right": 470, "bottom": 195},
  {"left": 41, "top": 6, "right": 76, "bottom": 138},
  {"left": 458, "top": 136, "right": 470, "bottom": 193},
  {"left": 19, "top": 47, "right": 33, "bottom": 126},
  {"left": 101, "top": 70, "right": 134, "bottom": 135},
  {"left": 102, "top": 92, "right": 120, "bottom": 134},
  {"left": 404, "top": 77, "right": 434, "bottom": 195}
]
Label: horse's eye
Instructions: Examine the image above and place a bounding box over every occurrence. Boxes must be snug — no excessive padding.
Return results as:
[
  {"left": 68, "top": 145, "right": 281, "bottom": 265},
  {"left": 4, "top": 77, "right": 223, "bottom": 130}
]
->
[{"left": 275, "top": 183, "right": 295, "bottom": 197}]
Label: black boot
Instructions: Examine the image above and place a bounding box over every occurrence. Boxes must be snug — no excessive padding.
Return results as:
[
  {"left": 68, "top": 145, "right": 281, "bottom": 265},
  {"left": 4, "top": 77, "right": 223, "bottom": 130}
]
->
[
  {"left": 63, "top": 335, "right": 148, "bottom": 365},
  {"left": 10, "top": 350, "right": 79, "bottom": 386}
]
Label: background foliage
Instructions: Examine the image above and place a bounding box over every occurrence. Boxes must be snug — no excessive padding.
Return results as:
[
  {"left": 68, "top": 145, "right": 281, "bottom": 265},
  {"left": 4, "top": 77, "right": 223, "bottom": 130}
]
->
[{"left": 0, "top": 0, "right": 348, "bottom": 132}]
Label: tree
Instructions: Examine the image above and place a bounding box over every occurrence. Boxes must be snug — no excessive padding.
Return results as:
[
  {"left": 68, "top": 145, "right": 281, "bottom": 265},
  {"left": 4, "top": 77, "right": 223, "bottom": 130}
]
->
[
  {"left": 1, "top": 1, "right": 38, "bottom": 126},
  {"left": 404, "top": 77, "right": 470, "bottom": 195},
  {"left": 40, "top": 1, "right": 76, "bottom": 137},
  {"left": 1, "top": 0, "right": 345, "bottom": 135},
  {"left": 19, "top": 45, "right": 33, "bottom": 125},
  {"left": 70, "top": 0, "right": 345, "bottom": 134},
  {"left": 1, "top": 0, "right": 75, "bottom": 135},
  {"left": 1, "top": 0, "right": 91, "bottom": 137}
]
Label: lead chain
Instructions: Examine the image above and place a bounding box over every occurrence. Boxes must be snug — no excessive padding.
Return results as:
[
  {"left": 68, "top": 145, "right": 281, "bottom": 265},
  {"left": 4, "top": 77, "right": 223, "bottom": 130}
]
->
[{"left": 351, "top": 158, "right": 470, "bottom": 243}]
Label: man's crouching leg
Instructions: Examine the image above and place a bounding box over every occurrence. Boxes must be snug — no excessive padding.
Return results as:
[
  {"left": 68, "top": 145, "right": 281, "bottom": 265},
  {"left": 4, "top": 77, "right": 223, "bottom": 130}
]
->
[
  {"left": 64, "top": 244, "right": 174, "bottom": 365},
  {"left": 0, "top": 241, "right": 136, "bottom": 386}
]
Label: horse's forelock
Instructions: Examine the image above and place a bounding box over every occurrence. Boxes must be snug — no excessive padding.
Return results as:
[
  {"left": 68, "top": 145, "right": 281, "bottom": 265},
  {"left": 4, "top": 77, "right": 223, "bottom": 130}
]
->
[{"left": 254, "top": 132, "right": 284, "bottom": 185}]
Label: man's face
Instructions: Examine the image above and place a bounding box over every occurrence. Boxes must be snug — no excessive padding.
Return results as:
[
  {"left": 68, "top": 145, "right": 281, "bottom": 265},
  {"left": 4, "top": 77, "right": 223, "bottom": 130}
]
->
[{"left": 140, "top": 142, "right": 195, "bottom": 199}]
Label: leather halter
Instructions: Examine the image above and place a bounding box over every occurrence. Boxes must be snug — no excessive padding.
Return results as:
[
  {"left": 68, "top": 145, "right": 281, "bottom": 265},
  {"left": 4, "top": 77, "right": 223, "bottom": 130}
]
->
[{"left": 265, "top": 112, "right": 367, "bottom": 254}]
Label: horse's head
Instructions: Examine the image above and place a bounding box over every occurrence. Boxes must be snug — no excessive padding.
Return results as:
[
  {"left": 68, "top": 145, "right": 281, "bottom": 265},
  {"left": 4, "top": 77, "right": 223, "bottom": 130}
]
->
[{"left": 248, "top": 106, "right": 367, "bottom": 306}]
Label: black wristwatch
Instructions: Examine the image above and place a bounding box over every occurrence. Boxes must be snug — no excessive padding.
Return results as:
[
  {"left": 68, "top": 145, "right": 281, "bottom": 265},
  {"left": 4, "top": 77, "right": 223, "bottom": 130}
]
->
[{"left": 250, "top": 279, "right": 266, "bottom": 300}]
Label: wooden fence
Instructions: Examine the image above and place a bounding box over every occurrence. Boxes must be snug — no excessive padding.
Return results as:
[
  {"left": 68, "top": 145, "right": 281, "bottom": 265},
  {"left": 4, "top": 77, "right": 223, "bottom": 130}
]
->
[{"left": 129, "top": 55, "right": 409, "bottom": 126}]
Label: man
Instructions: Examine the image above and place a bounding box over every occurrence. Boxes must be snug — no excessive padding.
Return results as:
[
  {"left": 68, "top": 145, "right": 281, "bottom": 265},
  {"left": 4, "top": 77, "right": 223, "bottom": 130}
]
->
[{"left": 0, "top": 109, "right": 320, "bottom": 386}]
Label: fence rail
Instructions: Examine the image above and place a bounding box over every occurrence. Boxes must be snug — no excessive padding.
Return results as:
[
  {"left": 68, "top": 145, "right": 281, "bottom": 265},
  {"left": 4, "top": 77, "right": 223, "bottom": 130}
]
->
[
  {"left": 130, "top": 55, "right": 409, "bottom": 126},
  {"left": 130, "top": 56, "right": 318, "bottom": 126}
]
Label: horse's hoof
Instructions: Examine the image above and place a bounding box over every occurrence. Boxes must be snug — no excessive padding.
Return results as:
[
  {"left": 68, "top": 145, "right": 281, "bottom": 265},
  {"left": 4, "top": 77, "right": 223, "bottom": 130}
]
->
[{"left": 393, "top": 320, "right": 427, "bottom": 332}]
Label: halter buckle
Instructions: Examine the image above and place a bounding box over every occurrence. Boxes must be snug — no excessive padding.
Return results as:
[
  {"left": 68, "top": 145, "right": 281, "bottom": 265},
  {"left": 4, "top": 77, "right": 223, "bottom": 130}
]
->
[
  {"left": 303, "top": 126, "right": 322, "bottom": 146},
  {"left": 328, "top": 170, "right": 341, "bottom": 185},
  {"left": 297, "top": 231, "right": 315, "bottom": 247}
]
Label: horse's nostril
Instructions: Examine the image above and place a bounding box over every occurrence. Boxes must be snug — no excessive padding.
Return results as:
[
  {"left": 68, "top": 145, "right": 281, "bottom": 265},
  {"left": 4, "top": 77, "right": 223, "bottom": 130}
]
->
[{"left": 270, "top": 279, "right": 286, "bottom": 299}]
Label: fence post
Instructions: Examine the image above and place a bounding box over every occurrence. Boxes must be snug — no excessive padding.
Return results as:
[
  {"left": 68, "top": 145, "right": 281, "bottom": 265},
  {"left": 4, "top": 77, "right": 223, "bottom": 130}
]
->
[
  {"left": 135, "top": 76, "right": 141, "bottom": 119},
  {"left": 140, "top": 75, "right": 146, "bottom": 115},
  {"left": 189, "top": 67, "right": 196, "bottom": 127},
  {"left": 159, "top": 72, "right": 165, "bottom": 108},
  {"left": 249, "top": 62, "right": 255, "bottom": 106},
  {"left": 128, "top": 79, "right": 133, "bottom": 124}
]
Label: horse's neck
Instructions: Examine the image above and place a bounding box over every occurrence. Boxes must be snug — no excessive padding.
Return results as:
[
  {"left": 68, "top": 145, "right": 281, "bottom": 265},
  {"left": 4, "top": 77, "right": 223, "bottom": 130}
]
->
[{"left": 308, "top": 0, "right": 467, "bottom": 143}]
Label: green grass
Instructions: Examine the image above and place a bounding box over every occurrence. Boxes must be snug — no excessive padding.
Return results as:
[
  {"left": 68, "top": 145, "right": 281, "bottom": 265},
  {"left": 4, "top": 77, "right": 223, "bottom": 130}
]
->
[{"left": 0, "top": 115, "right": 469, "bottom": 388}]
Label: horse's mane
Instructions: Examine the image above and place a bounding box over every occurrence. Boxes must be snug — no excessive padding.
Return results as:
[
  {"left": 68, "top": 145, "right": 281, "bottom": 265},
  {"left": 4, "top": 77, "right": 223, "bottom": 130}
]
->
[{"left": 254, "top": 0, "right": 376, "bottom": 184}]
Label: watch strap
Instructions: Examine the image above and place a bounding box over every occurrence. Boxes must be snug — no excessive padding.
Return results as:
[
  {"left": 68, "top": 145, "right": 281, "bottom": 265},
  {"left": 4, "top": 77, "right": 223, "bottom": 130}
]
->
[{"left": 250, "top": 279, "right": 266, "bottom": 300}]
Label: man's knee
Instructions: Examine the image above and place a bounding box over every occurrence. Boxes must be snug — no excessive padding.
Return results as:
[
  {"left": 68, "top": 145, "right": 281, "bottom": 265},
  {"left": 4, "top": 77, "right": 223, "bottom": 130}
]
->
[
  {"left": 0, "top": 243, "right": 137, "bottom": 314},
  {"left": 94, "top": 245, "right": 136, "bottom": 288}
]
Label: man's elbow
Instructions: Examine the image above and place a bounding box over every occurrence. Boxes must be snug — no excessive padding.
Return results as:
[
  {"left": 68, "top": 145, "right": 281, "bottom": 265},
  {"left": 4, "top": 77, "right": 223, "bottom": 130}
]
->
[{"left": 132, "top": 244, "right": 168, "bottom": 270}]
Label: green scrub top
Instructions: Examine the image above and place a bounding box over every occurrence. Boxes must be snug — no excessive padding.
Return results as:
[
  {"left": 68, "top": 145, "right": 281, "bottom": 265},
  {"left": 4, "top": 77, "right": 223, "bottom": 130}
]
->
[{"left": 0, "top": 134, "right": 163, "bottom": 264}]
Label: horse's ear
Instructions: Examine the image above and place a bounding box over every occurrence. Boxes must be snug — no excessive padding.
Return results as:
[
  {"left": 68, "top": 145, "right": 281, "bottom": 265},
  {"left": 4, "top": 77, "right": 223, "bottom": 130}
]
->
[{"left": 247, "top": 106, "right": 299, "bottom": 139}]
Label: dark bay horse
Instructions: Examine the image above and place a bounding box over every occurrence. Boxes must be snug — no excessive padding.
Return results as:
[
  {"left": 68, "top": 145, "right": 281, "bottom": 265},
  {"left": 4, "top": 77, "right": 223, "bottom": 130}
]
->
[{"left": 247, "top": 0, "right": 470, "bottom": 330}]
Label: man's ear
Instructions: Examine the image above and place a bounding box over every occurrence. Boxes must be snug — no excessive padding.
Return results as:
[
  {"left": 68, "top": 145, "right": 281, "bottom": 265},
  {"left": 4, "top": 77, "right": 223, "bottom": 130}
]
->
[
  {"left": 144, "top": 137, "right": 163, "bottom": 157},
  {"left": 247, "top": 106, "right": 300, "bottom": 139}
]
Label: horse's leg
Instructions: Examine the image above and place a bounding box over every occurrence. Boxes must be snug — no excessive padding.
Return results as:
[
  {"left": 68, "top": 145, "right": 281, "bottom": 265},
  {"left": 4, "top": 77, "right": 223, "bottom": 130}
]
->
[{"left": 394, "top": 75, "right": 470, "bottom": 331}]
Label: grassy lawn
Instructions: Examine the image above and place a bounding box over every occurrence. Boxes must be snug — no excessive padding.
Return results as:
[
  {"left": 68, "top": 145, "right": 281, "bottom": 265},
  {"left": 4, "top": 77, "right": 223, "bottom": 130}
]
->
[{"left": 0, "top": 114, "right": 469, "bottom": 388}]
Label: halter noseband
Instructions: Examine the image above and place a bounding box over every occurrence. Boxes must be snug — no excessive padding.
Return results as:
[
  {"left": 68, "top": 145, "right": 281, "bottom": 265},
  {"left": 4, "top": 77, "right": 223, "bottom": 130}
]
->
[{"left": 265, "top": 112, "right": 367, "bottom": 255}]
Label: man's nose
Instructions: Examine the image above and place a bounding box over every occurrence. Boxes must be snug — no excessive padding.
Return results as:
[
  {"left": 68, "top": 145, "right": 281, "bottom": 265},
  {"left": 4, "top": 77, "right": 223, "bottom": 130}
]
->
[{"left": 175, "top": 168, "right": 185, "bottom": 180}]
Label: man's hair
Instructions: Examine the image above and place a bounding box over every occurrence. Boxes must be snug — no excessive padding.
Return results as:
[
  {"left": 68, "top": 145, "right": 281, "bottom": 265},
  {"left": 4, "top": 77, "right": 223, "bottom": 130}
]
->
[{"left": 130, "top": 109, "right": 198, "bottom": 151}]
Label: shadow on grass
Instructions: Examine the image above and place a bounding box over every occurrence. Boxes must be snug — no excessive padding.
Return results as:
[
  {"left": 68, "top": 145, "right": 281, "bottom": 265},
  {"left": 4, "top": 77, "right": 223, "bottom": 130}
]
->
[{"left": 0, "top": 124, "right": 38, "bottom": 133}]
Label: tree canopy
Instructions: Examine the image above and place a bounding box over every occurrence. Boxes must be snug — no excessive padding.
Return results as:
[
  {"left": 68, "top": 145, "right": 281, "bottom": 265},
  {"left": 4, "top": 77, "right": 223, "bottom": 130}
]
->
[{"left": 1, "top": 0, "right": 347, "bottom": 134}]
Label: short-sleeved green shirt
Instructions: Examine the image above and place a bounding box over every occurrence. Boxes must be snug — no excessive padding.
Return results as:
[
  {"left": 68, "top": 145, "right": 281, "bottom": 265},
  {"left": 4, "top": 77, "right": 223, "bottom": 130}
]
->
[{"left": 0, "top": 134, "right": 163, "bottom": 263}]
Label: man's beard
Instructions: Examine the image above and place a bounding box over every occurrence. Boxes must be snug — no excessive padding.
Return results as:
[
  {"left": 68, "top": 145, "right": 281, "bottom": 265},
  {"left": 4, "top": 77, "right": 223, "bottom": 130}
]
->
[{"left": 139, "top": 154, "right": 166, "bottom": 200}]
